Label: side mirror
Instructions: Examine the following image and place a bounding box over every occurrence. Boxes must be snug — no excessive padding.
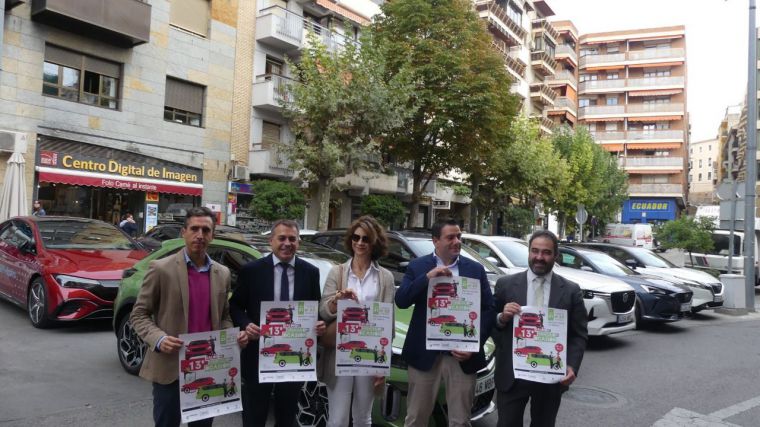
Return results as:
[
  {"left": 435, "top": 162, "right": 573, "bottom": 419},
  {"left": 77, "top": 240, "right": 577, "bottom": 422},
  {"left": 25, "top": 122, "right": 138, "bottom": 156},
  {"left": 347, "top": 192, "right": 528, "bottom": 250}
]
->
[
  {"left": 20, "top": 239, "right": 36, "bottom": 254},
  {"left": 580, "top": 265, "right": 593, "bottom": 272},
  {"left": 398, "top": 261, "right": 409, "bottom": 273},
  {"left": 486, "top": 256, "right": 499, "bottom": 265},
  {"left": 625, "top": 259, "right": 637, "bottom": 269}
]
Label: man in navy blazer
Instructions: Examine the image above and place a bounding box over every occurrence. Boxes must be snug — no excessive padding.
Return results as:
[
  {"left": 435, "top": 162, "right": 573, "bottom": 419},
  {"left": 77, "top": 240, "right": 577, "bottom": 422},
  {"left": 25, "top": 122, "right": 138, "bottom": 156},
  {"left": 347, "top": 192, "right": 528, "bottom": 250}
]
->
[
  {"left": 395, "top": 219, "right": 495, "bottom": 426},
  {"left": 230, "top": 219, "right": 325, "bottom": 427}
]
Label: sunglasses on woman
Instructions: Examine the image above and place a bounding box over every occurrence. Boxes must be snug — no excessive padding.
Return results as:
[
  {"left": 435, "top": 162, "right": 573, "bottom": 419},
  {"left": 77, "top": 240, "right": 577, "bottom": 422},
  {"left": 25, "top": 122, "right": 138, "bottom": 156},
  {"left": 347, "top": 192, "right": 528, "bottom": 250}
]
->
[{"left": 351, "top": 234, "right": 370, "bottom": 243}]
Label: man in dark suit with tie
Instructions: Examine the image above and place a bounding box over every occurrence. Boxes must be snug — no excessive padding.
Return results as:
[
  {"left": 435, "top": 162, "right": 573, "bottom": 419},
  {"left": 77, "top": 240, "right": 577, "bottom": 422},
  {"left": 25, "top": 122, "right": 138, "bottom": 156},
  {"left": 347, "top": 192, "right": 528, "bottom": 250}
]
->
[
  {"left": 492, "top": 230, "right": 588, "bottom": 427},
  {"left": 230, "top": 219, "right": 326, "bottom": 427},
  {"left": 395, "top": 219, "right": 495, "bottom": 426}
]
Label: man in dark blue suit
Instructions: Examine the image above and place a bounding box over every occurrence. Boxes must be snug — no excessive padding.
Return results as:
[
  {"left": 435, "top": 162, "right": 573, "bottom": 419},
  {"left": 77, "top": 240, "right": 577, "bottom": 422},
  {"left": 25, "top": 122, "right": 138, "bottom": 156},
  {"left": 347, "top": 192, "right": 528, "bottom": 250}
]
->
[
  {"left": 395, "top": 219, "right": 495, "bottom": 426},
  {"left": 230, "top": 219, "right": 325, "bottom": 427}
]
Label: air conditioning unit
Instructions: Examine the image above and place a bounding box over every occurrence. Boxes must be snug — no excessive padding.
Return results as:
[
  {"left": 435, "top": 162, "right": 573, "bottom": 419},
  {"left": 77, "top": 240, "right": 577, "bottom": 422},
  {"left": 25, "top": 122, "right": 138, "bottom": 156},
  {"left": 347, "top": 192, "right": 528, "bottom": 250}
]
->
[
  {"left": 0, "top": 131, "right": 28, "bottom": 154},
  {"left": 233, "top": 165, "right": 249, "bottom": 180}
]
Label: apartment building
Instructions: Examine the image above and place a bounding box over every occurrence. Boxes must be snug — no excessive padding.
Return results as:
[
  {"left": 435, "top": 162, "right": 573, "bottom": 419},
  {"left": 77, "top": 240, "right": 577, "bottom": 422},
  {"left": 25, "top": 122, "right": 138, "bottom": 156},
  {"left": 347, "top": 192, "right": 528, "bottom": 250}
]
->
[
  {"left": 688, "top": 138, "right": 719, "bottom": 205},
  {"left": 717, "top": 104, "right": 741, "bottom": 182},
  {"left": 546, "top": 20, "right": 578, "bottom": 128},
  {"left": 0, "top": 0, "right": 242, "bottom": 230},
  {"left": 577, "top": 26, "right": 688, "bottom": 224}
]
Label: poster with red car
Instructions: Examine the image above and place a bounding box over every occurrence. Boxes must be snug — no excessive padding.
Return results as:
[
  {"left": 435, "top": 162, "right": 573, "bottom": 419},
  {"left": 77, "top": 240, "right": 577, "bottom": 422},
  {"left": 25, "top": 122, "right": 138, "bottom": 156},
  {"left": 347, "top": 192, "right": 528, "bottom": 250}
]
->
[
  {"left": 178, "top": 327, "right": 242, "bottom": 424},
  {"left": 425, "top": 276, "right": 481, "bottom": 352},
  {"left": 335, "top": 299, "right": 393, "bottom": 376},
  {"left": 512, "top": 306, "right": 568, "bottom": 384},
  {"left": 258, "top": 300, "right": 318, "bottom": 383}
]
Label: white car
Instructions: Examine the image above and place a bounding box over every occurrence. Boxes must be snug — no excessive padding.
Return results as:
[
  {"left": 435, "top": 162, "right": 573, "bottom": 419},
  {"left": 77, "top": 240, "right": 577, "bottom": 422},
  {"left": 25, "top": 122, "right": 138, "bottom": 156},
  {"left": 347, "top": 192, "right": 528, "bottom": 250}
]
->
[
  {"left": 462, "top": 234, "right": 636, "bottom": 336},
  {"left": 570, "top": 243, "right": 724, "bottom": 312}
]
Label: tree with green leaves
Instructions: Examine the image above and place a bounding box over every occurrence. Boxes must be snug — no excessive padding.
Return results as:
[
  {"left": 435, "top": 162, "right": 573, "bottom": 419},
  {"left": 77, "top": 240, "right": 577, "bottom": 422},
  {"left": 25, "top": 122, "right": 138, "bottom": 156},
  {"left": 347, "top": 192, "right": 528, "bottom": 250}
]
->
[
  {"left": 360, "top": 194, "right": 406, "bottom": 229},
  {"left": 657, "top": 215, "right": 715, "bottom": 266},
  {"left": 282, "top": 31, "right": 414, "bottom": 230},
  {"left": 372, "top": 0, "right": 519, "bottom": 228},
  {"left": 250, "top": 179, "right": 305, "bottom": 221}
]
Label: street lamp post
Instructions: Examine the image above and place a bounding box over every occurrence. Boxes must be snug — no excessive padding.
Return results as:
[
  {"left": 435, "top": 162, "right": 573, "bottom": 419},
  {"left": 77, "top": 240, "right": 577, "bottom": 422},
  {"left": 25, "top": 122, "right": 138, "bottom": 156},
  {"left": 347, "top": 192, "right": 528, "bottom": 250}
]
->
[{"left": 744, "top": 0, "right": 757, "bottom": 311}]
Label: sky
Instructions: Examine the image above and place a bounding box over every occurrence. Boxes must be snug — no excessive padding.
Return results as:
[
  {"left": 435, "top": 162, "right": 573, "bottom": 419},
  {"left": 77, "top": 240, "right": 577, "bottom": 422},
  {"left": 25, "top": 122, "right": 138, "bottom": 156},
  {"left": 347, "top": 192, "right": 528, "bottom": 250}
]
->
[{"left": 549, "top": 0, "right": 752, "bottom": 143}]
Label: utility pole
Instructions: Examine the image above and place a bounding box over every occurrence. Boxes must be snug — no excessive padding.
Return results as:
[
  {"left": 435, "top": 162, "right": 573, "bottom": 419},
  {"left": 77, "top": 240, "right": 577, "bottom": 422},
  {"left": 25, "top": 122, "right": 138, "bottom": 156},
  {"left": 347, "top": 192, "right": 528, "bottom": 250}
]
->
[{"left": 743, "top": 0, "right": 757, "bottom": 311}]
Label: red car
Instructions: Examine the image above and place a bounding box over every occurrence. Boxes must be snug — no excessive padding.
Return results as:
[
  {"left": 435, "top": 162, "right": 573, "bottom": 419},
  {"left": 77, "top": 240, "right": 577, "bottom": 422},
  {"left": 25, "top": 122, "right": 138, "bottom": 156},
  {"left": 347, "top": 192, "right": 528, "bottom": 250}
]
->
[
  {"left": 518, "top": 312, "right": 543, "bottom": 329},
  {"left": 513, "top": 346, "right": 543, "bottom": 357},
  {"left": 266, "top": 307, "right": 292, "bottom": 324},
  {"left": 337, "top": 340, "right": 367, "bottom": 352},
  {"left": 0, "top": 217, "right": 147, "bottom": 328},
  {"left": 261, "top": 343, "right": 292, "bottom": 356},
  {"left": 181, "top": 377, "right": 215, "bottom": 393},
  {"left": 342, "top": 306, "right": 368, "bottom": 323},
  {"left": 185, "top": 339, "right": 215, "bottom": 360},
  {"left": 428, "top": 314, "right": 456, "bottom": 326},
  {"left": 432, "top": 282, "right": 457, "bottom": 298}
]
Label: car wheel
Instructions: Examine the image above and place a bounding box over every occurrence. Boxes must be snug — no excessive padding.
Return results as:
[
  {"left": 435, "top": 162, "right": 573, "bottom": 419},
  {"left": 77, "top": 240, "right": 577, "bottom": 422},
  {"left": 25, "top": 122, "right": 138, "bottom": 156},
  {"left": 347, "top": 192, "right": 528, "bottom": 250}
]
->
[
  {"left": 117, "top": 314, "right": 147, "bottom": 376},
  {"left": 304, "top": 359, "right": 311, "bottom": 366},
  {"left": 338, "top": 346, "right": 345, "bottom": 352},
  {"left": 279, "top": 360, "right": 287, "bottom": 367},
  {"left": 354, "top": 356, "right": 362, "bottom": 362},
  {"left": 262, "top": 351, "right": 270, "bottom": 357},
  {"left": 691, "top": 307, "right": 703, "bottom": 314},
  {"left": 530, "top": 361, "right": 538, "bottom": 368},
  {"left": 298, "top": 381, "right": 329, "bottom": 427},
  {"left": 28, "top": 277, "right": 52, "bottom": 329},
  {"left": 444, "top": 330, "right": 451, "bottom": 337},
  {"left": 201, "top": 394, "right": 210, "bottom": 402}
]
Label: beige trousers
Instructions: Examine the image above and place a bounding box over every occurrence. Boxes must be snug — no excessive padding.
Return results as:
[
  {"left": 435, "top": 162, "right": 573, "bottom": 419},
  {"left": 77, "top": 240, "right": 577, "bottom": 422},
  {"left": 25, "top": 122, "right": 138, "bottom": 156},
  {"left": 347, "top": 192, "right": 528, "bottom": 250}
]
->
[{"left": 404, "top": 354, "right": 476, "bottom": 427}]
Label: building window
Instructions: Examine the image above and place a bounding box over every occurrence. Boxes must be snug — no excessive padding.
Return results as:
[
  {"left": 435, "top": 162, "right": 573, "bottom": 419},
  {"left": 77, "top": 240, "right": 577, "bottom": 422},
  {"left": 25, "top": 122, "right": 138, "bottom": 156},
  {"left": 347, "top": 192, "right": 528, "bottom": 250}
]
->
[
  {"left": 261, "top": 121, "right": 281, "bottom": 149},
  {"left": 42, "top": 45, "right": 120, "bottom": 109},
  {"left": 164, "top": 77, "right": 205, "bottom": 127},
  {"left": 605, "top": 122, "right": 618, "bottom": 131},
  {"left": 265, "top": 57, "right": 284, "bottom": 77},
  {"left": 607, "top": 72, "right": 619, "bottom": 80},
  {"left": 506, "top": 3, "right": 522, "bottom": 26},
  {"left": 606, "top": 97, "right": 618, "bottom": 106},
  {"left": 699, "top": 159, "right": 703, "bottom": 168},
  {"left": 708, "top": 172, "right": 712, "bottom": 180},
  {"left": 170, "top": 0, "right": 210, "bottom": 37},
  {"left": 698, "top": 173, "right": 702, "bottom": 181},
  {"left": 579, "top": 99, "right": 590, "bottom": 108},
  {"left": 606, "top": 44, "right": 619, "bottom": 54}
]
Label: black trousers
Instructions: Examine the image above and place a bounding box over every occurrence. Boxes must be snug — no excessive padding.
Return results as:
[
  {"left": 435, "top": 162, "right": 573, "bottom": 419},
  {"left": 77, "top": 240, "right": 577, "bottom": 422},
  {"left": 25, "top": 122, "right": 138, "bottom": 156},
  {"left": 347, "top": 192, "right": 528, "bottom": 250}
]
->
[
  {"left": 496, "top": 380, "right": 565, "bottom": 427},
  {"left": 152, "top": 381, "right": 214, "bottom": 427},
  {"left": 241, "top": 377, "right": 302, "bottom": 427}
]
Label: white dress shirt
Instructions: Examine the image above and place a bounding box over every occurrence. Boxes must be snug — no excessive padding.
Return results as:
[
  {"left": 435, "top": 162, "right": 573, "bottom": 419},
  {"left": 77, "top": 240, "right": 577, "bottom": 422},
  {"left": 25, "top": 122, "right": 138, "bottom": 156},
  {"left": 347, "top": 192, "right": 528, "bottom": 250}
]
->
[
  {"left": 433, "top": 251, "right": 460, "bottom": 277},
  {"left": 347, "top": 260, "right": 380, "bottom": 303},
  {"left": 272, "top": 254, "right": 296, "bottom": 301}
]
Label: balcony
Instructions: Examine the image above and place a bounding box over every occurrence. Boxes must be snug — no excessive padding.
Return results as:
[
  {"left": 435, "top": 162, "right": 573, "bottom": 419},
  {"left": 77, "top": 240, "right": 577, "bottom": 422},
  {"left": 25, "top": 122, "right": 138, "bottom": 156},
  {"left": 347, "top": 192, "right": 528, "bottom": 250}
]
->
[
  {"left": 591, "top": 131, "right": 625, "bottom": 141},
  {"left": 530, "top": 82, "right": 557, "bottom": 106},
  {"left": 551, "top": 96, "right": 577, "bottom": 114},
  {"left": 492, "top": 41, "right": 526, "bottom": 77},
  {"left": 256, "top": 6, "right": 303, "bottom": 50},
  {"left": 555, "top": 44, "right": 577, "bottom": 65},
  {"left": 626, "top": 130, "right": 683, "bottom": 141},
  {"left": 474, "top": 0, "right": 527, "bottom": 47},
  {"left": 249, "top": 148, "right": 294, "bottom": 178},
  {"left": 531, "top": 50, "right": 558, "bottom": 77},
  {"left": 531, "top": 19, "right": 559, "bottom": 45},
  {"left": 531, "top": 115, "right": 554, "bottom": 134},
  {"left": 628, "top": 183, "right": 683, "bottom": 197},
  {"left": 579, "top": 79, "right": 626, "bottom": 93},
  {"left": 627, "top": 47, "right": 685, "bottom": 62},
  {"left": 579, "top": 52, "right": 626, "bottom": 68},
  {"left": 626, "top": 76, "right": 685, "bottom": 90},
  {"left": 626, "top": 102, "right": 685, "bottom": 115},
  {"left": 548, "top": 70, "right": 577, "bottom": 88},
  {"left": 30, "top": 0, "right": 150, "bottom": 47},
  {"left": 578, "top": 105, "right": 625, "bottom": 119},
  {"left": 252, "top": 74, "right": 296, "bottom": 112},
  {"left": 302, "top": 21, "right": 354, "bottom": 53},
  {"left": 618, "top": 156, "right": 684, "bottom": 168}
]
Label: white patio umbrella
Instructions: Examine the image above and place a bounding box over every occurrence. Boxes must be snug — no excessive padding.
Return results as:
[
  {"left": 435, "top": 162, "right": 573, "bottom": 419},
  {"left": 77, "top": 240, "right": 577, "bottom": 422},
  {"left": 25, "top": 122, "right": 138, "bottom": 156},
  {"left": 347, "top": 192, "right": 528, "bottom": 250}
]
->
[{"left": 0, "top": 152, "right": 28, "bottom": 221}]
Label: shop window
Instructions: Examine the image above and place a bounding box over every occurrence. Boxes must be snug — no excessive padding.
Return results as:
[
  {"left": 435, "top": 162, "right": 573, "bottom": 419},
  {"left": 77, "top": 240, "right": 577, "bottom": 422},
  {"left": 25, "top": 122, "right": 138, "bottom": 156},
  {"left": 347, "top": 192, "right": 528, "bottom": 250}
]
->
[
  {"left": 170, "top": 0, "right": 209, "bottom": 37},
  {"left": 42, "top": 45, "right": 120, "bottom": 109},
  {"left": 164, "top": 77, "right": 205, "bottom": 127}
]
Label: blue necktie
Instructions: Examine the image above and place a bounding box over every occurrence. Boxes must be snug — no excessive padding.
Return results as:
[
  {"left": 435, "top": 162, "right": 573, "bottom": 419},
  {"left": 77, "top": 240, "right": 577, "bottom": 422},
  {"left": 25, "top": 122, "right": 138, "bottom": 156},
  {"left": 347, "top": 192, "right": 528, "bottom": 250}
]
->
[{"left": 280, "top": 262, "right": 290, "bottom": 301}]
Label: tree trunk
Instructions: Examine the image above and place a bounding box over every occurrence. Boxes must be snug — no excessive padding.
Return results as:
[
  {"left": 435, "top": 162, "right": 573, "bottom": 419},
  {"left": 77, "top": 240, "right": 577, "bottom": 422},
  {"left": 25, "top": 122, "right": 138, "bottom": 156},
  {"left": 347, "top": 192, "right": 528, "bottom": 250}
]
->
[
  {"left": 469, "top": 174, "right": 481, "bottom": 233},
  {"left": 316, "top": 177, "right": 332, "bottom": 231},
  {"left": 407, "top": 163, "right": 424, "bottom": 228}
]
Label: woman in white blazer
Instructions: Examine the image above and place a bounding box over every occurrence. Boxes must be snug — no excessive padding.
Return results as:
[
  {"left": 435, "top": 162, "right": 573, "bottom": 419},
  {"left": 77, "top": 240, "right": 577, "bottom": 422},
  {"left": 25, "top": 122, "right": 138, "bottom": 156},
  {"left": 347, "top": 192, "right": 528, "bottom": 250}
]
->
[{"left": 318, "top": 216, "right": 395, "bottom": 427}]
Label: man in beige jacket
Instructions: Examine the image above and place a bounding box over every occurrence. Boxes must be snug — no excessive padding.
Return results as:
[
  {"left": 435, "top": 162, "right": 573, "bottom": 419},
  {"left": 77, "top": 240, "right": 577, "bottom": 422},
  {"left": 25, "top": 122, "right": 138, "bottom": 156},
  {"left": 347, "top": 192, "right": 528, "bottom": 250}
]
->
[{"left": 131, "top": 207, "right": 248, "bottom": 427}]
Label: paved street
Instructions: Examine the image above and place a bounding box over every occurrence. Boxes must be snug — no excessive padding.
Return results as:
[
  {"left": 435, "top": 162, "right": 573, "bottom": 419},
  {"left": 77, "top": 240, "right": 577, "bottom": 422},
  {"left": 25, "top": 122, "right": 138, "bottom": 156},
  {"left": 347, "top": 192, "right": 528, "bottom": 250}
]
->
[{"left": 1, "top": 291, "right": 759, "bottom": 427}]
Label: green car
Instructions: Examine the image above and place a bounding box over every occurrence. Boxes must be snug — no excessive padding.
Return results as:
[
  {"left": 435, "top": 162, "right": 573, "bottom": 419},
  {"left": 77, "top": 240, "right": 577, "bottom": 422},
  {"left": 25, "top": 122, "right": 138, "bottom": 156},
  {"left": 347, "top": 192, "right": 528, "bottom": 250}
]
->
[
  {"left": 196, "top": 383, "right": 227, "bottom": 402},
  {"left": 349, "top": 347, "right": 384, "bottom": 363},
  {"left": 439, "top": 322, "right": 477, "bottom": 337},
  {"left": 526, "top": 353, "right": 563, "bottom": 370},
  {"left": 113, "top": 235, "right": 496, "bottom": 426},
  {"left": 274, "top": 350, "right": 312, "bottom": 367}
]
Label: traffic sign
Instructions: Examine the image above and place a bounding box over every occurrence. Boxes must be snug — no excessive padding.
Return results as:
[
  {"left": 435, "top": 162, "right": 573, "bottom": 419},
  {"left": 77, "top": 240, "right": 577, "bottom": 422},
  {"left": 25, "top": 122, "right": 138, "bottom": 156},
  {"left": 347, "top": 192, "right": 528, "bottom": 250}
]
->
[{"left": 575, "top": 205, "right": 588, "bottom": 224}]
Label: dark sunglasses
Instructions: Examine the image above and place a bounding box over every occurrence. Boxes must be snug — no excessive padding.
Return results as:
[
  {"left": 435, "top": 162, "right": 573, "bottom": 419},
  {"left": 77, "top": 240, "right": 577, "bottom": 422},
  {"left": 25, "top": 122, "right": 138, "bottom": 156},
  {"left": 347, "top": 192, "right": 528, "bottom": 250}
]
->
[{"left": 351, "top": 234, "right": 370, "bottom": 243}]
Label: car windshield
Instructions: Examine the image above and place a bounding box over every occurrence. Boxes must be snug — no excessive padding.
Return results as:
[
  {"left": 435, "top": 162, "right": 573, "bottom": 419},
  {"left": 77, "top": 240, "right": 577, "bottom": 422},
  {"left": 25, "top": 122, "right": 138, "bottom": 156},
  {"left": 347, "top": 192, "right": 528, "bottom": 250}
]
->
[
  {"left": 583, "top": 251, "right": 636, "bottom": 276},
  {"left": 405, "top": 239, "right": 502, "bottom": 275},
  {"left": 492, "top": 240, "right": 530, "bottom": 268},
  {"left": 38, "top": 220, "right": 139, "bottom": 250},
  {"left": 628, "top": 247, "right": 675, "bottom": 268}
]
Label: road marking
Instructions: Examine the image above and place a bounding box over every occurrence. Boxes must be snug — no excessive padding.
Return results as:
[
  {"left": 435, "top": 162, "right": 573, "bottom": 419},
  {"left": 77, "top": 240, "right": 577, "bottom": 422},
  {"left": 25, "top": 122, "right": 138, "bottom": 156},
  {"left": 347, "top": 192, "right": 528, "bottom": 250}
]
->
[{"left": 653, "top": 395, "right": 760, "bottom": 426}]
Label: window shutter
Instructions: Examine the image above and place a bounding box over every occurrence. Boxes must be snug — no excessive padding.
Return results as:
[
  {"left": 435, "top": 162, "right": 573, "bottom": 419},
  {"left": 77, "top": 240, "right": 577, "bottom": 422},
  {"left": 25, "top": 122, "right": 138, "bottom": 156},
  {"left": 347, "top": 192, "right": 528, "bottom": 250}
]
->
[
  {"left": 261, "top": 122, "right": 281, "bottom": 149},
  {"left": 165, "top": 77, "right": 205, "bottom": 114}
]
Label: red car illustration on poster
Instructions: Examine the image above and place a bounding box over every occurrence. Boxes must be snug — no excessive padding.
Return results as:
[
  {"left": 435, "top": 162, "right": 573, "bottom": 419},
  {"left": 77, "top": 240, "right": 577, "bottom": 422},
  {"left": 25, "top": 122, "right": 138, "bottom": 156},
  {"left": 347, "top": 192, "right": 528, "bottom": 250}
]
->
[
  {"left": 432, "top": 282, "right": 457, "bottom": 298},
  {"left": 260, "top": 343, "right": 292, "bottom": 357},
  {"left": 513, "top": 346, "right": 543, "bottom": 357},
  {"left": 518, "top": 312, "right": 543, "bottom": 329},
  {"left": 185, "top": 339, "right": 215, "bottom": 360},
  {"left": 428, "top": 314, "right": 456, "bottom": 326},
  {"left": 266, "top": 307, "right": 292, "bottom": 324},
  {"left": 337, "top": 340, "right": 367, "bottom": 352},
  {"left": 181, "top": 377, "right": 215, "bottom": 393},
  {"left": 342, "top": 306, "right": 368, "bottom": 323}
]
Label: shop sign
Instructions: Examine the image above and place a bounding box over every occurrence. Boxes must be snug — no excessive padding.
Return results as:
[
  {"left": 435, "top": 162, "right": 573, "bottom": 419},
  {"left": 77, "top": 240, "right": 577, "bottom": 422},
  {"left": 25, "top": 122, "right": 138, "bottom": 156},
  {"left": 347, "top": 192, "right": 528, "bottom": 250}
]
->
[
  {"left": 146, "top": 192, "right": 159, "bottom": 202},
  {"left": 39, "top": 150, "right": 201, "bottom": 184},
  {"left": 230, "top": 182, "right": 254, "bottom": 194},
  {"left": 432, "top": 199, "right": 451, "bottom": 210}
]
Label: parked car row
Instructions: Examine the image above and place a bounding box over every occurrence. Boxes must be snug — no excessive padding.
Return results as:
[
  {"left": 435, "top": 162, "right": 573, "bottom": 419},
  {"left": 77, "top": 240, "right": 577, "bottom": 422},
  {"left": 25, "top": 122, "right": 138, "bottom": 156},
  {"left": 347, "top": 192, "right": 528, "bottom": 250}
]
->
[{"left": 0, "top": 217, "right": 729, "bottom": 427}]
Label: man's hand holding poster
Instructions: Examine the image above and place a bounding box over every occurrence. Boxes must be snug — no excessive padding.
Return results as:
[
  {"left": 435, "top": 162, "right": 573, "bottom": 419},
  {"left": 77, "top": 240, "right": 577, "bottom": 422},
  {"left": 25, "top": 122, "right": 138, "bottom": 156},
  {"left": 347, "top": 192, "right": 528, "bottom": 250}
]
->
[
  {"left": 512, "top": 306, "right": 568, "bottom": 384},
  {"left": 425, "top": 276, "right": 481, "bottom": 352},
  {"left": 258, "top": 301, "right": 318, "bottom": 383},
  {"left": 335, "top": 299, "right": 393, "bottom": 377}
]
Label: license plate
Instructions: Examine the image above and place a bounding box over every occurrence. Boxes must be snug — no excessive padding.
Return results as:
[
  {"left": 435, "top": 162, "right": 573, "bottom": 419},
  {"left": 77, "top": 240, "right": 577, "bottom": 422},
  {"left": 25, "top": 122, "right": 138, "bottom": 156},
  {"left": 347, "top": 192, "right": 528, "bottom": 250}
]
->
[
  {"left": 714, "top": 295, "right": 724, "bottom": 303},
  {"left": 617, "top": 313, "right": 634, "bottom": 323},
  {"left": 475, "top": 372, "right": 494, "bottom": 395},
  {"left": 680, "top": 303, "right": 691, "bottom": 312}
]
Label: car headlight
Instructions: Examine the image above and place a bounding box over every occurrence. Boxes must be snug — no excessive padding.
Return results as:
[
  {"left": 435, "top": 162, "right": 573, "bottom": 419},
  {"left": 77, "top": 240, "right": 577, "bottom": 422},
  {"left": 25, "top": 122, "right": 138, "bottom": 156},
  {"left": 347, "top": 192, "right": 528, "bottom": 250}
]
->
[
  {"left": 55, "top": 275, "right": 101, "bottom": 289},
  {"left": 640, "top": 284, "right": 667, "bottom": 295}
]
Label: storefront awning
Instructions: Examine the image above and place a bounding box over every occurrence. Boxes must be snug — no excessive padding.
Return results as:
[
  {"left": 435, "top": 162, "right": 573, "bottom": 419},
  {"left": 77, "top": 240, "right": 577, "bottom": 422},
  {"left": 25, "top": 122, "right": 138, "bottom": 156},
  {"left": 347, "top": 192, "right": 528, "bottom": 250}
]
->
[
  {"left": 627, "top": 115, "right": 683, "bottom": 121},
  {"left": 36, "top": 166, "right": 203, "bottom": 196},
  {"left": 585, "top": 65, "right": 625, "bottom": 71},
  {"left": 628, "top": 89, "right": 683, "bottom": 97},
  {"left": 601, "top": 144, "right": 624, "bottom": 152}
]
